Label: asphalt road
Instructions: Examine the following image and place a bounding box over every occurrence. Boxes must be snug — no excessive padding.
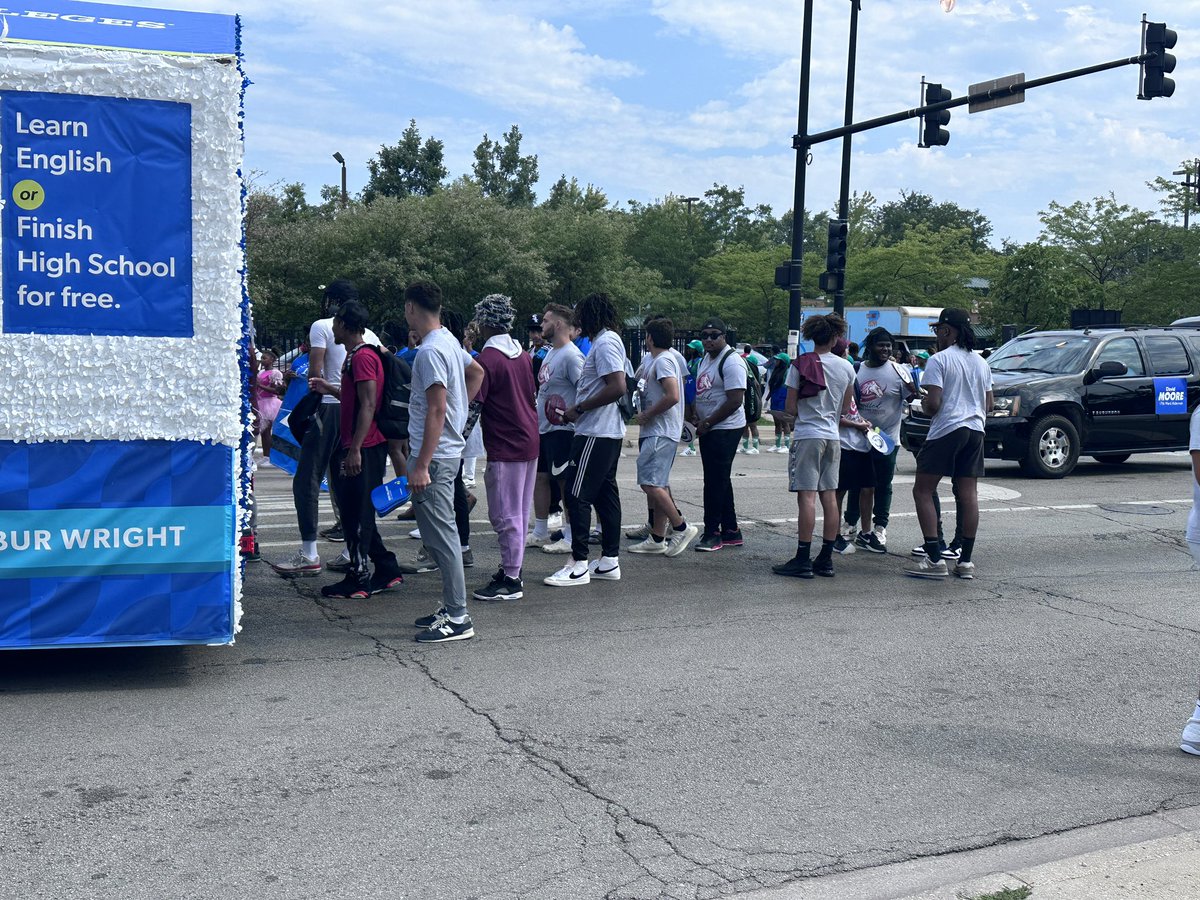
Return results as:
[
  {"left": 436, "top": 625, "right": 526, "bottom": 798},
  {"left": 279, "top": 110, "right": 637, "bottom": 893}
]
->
[{"left": 2, "top": 438, "right": 1198, "bottom": 900}]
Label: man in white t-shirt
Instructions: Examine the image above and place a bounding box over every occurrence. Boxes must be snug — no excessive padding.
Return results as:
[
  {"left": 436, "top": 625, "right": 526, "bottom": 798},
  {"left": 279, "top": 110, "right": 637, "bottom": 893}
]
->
[
  {"left": 544, "top": 293, "right": 630, "bottom": 587},
  {"left": 271, "top": 280, "right": 380, "bottom": 576},
  {"left": 772, "top": 314, "right": 855, "bottom": 579},
  {"left": 908, "top": 308, "right": 993, "bottom": 580},
  {"left": 1178, "top": 406, "right": 1200, "bottom": 755}
]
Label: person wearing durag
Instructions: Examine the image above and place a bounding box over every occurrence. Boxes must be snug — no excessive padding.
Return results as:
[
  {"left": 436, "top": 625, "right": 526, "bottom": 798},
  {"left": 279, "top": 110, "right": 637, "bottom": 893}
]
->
[{"left": 470, "top": 294, "right": 540, "bottom": 601}]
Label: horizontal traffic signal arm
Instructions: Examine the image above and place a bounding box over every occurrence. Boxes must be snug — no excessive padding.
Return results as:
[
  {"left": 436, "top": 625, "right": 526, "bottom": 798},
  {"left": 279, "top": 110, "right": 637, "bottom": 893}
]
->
[{"left": 795, "top": 50, "right": 1159, "bottom": 149}]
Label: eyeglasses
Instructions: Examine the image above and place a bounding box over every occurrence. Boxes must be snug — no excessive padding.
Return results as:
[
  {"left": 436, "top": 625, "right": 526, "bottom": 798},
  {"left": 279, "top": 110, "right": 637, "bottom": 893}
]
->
[{"left": 700, "top": 331, "right": 723, "bottom": 340}]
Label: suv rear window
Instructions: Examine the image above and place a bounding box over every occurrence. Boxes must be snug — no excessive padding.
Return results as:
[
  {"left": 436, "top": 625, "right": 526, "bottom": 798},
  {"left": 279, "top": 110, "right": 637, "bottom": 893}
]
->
[
  {"left": 1144, "top": 335, "right": 1192, "bottom": 375},
  {"left": 989, "top": 335, "right": 1096, "bottom": 375}
]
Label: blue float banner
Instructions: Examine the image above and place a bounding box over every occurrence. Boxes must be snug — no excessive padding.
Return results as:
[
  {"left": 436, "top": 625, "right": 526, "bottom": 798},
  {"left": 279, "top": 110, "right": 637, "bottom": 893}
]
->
[
  {"left": 1, "top": 90, "right": 192, "bottom": 337},
  {"left": 0, "top": 1, "right": 238, "bottom": 56},
  {"left": 0, "top": 440, "right": 236, "bottom": 648},
  {"left": 1155, "top": 377, "right": 1188, "bottom": 415}
]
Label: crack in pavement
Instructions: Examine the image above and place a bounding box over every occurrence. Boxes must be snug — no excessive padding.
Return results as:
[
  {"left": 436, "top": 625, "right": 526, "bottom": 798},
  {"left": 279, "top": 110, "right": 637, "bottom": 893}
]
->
[{"left": 991, "top": 579, "right": 1200, "bottom": 639}]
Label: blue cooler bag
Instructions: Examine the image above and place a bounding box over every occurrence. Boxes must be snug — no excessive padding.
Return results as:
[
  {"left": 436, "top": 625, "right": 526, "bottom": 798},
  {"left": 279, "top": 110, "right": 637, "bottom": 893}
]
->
[{"left": 371, "top": 476, "right": 411, "bottom": 516}]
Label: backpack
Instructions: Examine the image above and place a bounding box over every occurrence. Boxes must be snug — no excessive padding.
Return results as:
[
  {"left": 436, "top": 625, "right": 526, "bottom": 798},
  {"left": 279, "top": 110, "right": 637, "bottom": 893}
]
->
[
  {"left": 720, "top": 348, "right": 763, "bottom": 422},
  {"left": 349, "top": 344, "right": 412, "bottom": 440}
]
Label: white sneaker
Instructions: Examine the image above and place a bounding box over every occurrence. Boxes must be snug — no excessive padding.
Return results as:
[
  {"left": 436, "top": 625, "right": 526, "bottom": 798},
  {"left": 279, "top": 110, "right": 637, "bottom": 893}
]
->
[
  {"left": 680, "top": 447, "right": 697, "bottom": 457},
  {"left": 588, "top": 558, "right": 621, "bottom": 581},
  {"left": 906, "top": 556, "right": 949, "bottom": 579},
  {"left": 525, "top": 532, "right": 550, "bottom": 548},
  {"left": 544, "top": 562, "right": 590, "bottom": 587},
  {"left": 547, "top": 512, "right": 564, "bottom": 531},
  {"left": 665, "top": 523, "right": 700, "bottom": 557},
  {"left": 746, "top": 446, "right": 760, "bottom": 455},
  {"left": 409, "top": 527, "right": 422, "bottom": 540},
  {"left": 628, "top": 537, "right": 667, "bottom": 554},
  {"left": 1182, "top": 715, "right": 1200, "bottom": 756},
  {"left": 542, "top": 538, "right": 572, "bottom": 554},
  {"left": 624, "top": 523, "right": 652, "bottom": 539},
  {"left": 875, "top": 526, "right": 887, "bottom": 547},
  {"left": 954, "top": 561, "right": 976, "bottom": 580}
]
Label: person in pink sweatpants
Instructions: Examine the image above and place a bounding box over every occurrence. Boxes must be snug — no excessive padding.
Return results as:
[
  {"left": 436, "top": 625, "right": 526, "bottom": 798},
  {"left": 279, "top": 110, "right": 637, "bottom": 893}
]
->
[{"left": 470, "top": 293, "right": 540, "bottom": 601}]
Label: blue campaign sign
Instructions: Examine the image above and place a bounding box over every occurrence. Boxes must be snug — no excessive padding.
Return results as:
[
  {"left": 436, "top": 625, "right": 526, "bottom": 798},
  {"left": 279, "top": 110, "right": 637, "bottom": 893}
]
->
[
  {"left": 0, "top": 440, "right": 236, "bottom": 648},
  {"left": 1, "top": 90, "right": 192, "bottom": 337},
  {"left": 1155, "top": 377, "right": 1188, "bottom": 415},
  {"left": 0, "top": 1, "right": 237, "bottom": 56}
]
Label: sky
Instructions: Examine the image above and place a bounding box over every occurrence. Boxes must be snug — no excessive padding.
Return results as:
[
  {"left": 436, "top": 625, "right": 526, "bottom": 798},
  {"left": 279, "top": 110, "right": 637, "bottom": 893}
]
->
[{"left": 112, "top": 0, "right": 1200, "bottom": 248}]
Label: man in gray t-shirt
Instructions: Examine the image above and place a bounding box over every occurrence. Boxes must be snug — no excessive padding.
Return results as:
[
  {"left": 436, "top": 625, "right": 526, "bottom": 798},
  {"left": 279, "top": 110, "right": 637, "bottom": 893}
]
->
[
  {"left": 909, "top": 308, "right": 994, "bottom": 581},
  {"left": 404, "top": 281, "right": 485, "bottom": 643},
  {"left": 689, "top": 316, "right": 747, "bottom": 551}
]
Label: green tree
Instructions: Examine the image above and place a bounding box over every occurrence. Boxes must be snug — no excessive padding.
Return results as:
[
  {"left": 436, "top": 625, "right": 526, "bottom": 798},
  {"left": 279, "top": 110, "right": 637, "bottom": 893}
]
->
[
  {"left": 849, "top": 226, "right": 992, "bottom": 308},
  {"left": 978, "top": 243, "right": 1084, "bottom": 330},
  {"left": 1146, "top": 160, "right": 1200, "bottom": 227},
  {"left": 700, "top": 184, "right": 784, "bottom": 251},
  {"left": 869, "top": 190, "right": 992, "bottom": 251},
  {"left": 362, "top": 119, "right": 447, "bottom": 202},
  {"left": 625, "top": 196, "right": 718, "bottom": 290},
  {"left": 1038, "top": 193, "right": 1155, "bottom": 310},
  {"left": 693, "top": 246, "right": 791, "bottom": 343},
  {"left": 472, "top": 125, "right": 539, "bottom": 207},
  {"left": 543, "top": 175, "right": 608, "bottom": 212}
]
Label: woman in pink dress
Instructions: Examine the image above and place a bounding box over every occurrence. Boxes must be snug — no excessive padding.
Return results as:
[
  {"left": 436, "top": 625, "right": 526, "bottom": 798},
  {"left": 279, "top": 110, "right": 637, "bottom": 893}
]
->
[{"left": 255, "top": 348, "right": 285, "bottom": 458}]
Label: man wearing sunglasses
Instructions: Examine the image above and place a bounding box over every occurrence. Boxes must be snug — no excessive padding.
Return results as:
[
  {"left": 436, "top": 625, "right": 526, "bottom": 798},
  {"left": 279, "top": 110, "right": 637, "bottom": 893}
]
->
[{"left": 689, "top": 317, "right": 747, "bottom": 551}]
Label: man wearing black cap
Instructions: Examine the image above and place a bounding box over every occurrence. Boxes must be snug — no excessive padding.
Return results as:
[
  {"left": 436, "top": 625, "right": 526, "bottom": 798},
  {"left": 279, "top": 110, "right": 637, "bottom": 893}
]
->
[
  {"left": 908, "top": 308, "right": 993, "bottom": 580},
  {"left": 690, "top": 317, "right": 746, "bottom": 551}
]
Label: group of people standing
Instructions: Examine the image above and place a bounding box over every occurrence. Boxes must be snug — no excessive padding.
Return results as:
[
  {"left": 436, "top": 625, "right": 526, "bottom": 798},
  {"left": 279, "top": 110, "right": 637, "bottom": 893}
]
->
[{"left": 262, "top": 276, "right": 997, "bottom": 644}]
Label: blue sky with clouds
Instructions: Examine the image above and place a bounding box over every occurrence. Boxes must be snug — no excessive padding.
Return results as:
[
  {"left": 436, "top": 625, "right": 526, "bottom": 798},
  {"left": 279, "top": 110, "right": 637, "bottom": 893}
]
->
[{"left": 118, "top": 0, "right": 1199, "bottom": 247}]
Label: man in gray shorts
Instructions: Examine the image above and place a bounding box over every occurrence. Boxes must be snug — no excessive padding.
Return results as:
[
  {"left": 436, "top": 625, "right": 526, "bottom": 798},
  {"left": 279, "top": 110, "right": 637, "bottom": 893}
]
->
[
  {"left": 773, "top": 315, "right": 856, "bottom": 579},
  {"left": 629, "top": 316, "right": 700, "bottom": 557}
]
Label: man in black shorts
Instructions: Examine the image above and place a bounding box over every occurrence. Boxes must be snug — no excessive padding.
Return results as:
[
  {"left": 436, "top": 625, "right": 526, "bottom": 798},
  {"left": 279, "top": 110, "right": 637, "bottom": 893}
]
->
[{"left": 908, "top": 309, "right": 993, "bottom": 580}]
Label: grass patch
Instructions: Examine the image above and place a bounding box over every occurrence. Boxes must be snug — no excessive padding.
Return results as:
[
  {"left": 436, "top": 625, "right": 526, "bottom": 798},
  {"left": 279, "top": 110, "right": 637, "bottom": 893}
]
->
[{"left": 965, "top": 887, "right": 1031, "bottom": 900}]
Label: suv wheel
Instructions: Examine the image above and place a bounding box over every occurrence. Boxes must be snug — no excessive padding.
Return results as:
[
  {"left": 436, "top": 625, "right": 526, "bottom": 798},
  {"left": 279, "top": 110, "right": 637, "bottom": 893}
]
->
[
  {"left": 1092, "top": 453, "right": 1131, "bottom": 465},
  {"left": 1020, "top": 414, "right": 1080, "bottom": 478}
]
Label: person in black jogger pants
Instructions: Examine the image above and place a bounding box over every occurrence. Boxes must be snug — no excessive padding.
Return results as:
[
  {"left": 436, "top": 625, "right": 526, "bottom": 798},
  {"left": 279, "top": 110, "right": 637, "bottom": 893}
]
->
[{"left": 699, "top": 428, "right": 741, "bottom": 538}]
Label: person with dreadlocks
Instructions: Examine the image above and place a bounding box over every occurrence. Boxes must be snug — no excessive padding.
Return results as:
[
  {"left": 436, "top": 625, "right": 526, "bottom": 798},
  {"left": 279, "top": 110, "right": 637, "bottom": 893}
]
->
[
  {"left": 908, "top": 308, "right": 993, "bottom": 580},
  {"left": 470, "top": 294, "right": 540, "bottom": 601},
  {"left": 544, "top": 292, "right": 629, "bottom": 587}
]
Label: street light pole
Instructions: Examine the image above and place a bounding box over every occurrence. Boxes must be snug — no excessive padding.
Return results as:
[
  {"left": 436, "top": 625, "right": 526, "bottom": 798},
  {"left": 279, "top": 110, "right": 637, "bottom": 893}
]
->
[
  {"left": 332, "top": 151, "right": 348, "bottom": 208},
  {"left": 833, "top": 0, "right": 861, "bottom": 318}
]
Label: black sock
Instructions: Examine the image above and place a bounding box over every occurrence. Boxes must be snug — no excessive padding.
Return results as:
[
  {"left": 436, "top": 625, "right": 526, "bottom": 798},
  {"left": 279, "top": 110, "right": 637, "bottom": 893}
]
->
[
  {"left": 958, "top": 537, "right": 976, "bottom": 563},
  {"left": 923, "top": 537, "right": 942, "bottom": 561},
  {"left": 815, "top": 538, "right": 835, "bottom": 560},
  {"left": 651, "top": 533, "right": 665, "bottom": 543},
  {"left": 796, "top": 540, "right": 811, "bottom": 560},
  {"left": 673, "top": 521, "right": 688, "bottom": 532}
]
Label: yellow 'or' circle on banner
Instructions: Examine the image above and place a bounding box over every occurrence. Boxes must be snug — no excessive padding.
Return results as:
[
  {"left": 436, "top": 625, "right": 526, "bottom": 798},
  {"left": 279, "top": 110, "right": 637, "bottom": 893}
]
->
[{"left": 12, "top": 179, "right": 45, "bottom": 210}]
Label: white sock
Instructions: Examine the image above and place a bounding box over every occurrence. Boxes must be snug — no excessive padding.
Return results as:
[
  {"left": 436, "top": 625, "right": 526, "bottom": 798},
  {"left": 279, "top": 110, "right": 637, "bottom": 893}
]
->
[
  {"left": 533, "top": 517, "right": 548, "bottom": 537},
  {"left": 601, "top": 555, "right": 619, "bottom": 567},
  {"left": 301, "top": 540, "right": 317, "bottom": 559},
  {"left": 449, "top": 614, "right": 468, "bottom": 624},
  {"left": 562, "top": 525, "right": 573, "bottom": 543},
  {"left": 1192, "top": 700, "right": 1200, "bottom": 721},
  {"left": 460, "top": 545, "right": 470, "bottom": 552}
]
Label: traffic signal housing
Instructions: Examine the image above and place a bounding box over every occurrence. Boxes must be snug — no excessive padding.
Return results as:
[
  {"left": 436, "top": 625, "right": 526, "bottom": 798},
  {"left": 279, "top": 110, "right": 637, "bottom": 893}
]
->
[
  {"left": 819, "top": 220, "right": 848, "bottom": 294},
  {"left": 920, "top": 82, "right": 951, "bottom": 147},
  {"left": 1141, "top": 21, "right": 1177, "bottom": 100}
]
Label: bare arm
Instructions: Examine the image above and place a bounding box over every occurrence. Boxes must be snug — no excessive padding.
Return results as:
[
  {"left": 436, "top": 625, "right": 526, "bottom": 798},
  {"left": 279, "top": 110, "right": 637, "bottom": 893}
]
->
[
  {"left": 341, "top": 378, "right": 378, "bottom": 477},
  {"left": 465, "top": 360, "right": 484, "bottom": 402},
  {"left": 984, "top": 389, "right": 994, "bottom": 414},
  {"left": 565, "top": 370, "right": 625, "bottom": 423},
  {"left": 409, "top": 384, "right": 447, "bottom": 493},
  {"left": 922, "top": 384, "right": 944, "bottom": 418},
  {"left": 1192, "top": 449, "right": 1200, "bottom": 489},
  {"left": 637, "top": 376, "right": 679, "bottom": 425},
  {"left": 785, "top": 386, "right": 798, "bottom": 419}
]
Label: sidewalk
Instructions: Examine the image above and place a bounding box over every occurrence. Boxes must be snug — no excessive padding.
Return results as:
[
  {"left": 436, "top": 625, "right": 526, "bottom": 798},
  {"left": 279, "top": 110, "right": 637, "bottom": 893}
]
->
[{"left": 749, "top": 803, "right": 1200, "bottom": 900}]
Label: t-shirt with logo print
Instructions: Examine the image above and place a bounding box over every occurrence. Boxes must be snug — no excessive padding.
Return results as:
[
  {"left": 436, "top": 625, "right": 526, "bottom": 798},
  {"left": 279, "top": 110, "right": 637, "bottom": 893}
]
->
[
  {"left": 537, "top": 342, "right": 585, "bottom": 435},
  {"left": 856, "top": 360, "right": 912, "bottom": 444},
  {"left": 695, "top": 349, "right": 747, "bottom": 431}
]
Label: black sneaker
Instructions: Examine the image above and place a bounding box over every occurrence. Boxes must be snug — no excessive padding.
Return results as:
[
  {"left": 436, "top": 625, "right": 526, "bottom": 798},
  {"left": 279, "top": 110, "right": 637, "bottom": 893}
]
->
[
  {"left": 415, "top": 613, "right": 475, "bottom": 643},
  {"left": 772, "top": 555, "right": 813, "bottom": 578},
  {"left": 856, "top": 532, "right": 886, "bottom": 554},
  {"left": 943, "top": 543, "right": 962, "bottom": 560},
  {"left": 721, "top": 530, "right": 744, "bottom": 547},
  {"left": 414, "top": 607, "right": 448, "bottom": 629},
  {"left": 813, "top": 555, "right": 835, "bottom": 577},
  {"left": 321, "top": 576, "right": 370, "bottom": 599},
  {"left": 319, "top": 524, "right": 345, "bottom": 542},
  {"left": 473, "top": 568, "right": 524, "bottom": 601},
  {"left": 369, "top": 570, "right": 404, "bottom": 595},
  {"left": 695, "top": 533, "right": 724, "bottom": 552},
  {"left": 833, "top": 535, "right": 856, "bottom": 555}
]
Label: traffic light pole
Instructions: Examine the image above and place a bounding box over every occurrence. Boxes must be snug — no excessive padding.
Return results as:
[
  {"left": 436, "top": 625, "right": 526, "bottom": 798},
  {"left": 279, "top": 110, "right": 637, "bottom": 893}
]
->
[
  {"left": 786, "top": 0, "right": 815, "bottom": 341},
  {"left": 798, "top": 51, "right": 1156, "bottom": 150},
  {"left": 833, "top": 0, "right": 860, "bottom": 319}
]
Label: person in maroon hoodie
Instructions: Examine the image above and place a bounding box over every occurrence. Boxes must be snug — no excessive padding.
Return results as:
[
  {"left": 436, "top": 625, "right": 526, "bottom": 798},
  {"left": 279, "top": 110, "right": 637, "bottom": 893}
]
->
[{"left": 471, "top": 294, "right": 540, "bottom": 601}]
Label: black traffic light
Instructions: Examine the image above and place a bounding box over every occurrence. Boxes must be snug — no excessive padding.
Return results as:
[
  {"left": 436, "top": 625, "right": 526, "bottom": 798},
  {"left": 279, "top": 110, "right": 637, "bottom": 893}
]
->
[
  {"left": 775, "top": 262, "right": 791, "bottom": 290},
  {"left": 819, "top": 220, "right": 848, "bottom": 293},
  {"left": 920, "top": 82, "right": 951, "bottom": 147},
  {"left": 1141, "top": 21, "right": 1177, "bottom": 100}
]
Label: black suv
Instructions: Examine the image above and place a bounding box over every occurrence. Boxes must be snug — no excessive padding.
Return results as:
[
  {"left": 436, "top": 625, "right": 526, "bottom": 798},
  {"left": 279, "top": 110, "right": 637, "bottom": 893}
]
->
[{"left": 900, "top": 325, "right": 1200, "bottom": 478}]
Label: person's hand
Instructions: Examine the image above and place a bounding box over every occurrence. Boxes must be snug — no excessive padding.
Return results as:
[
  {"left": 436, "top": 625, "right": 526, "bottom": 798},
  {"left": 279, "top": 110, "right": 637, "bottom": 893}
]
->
[
  {"left": 308, "top": 377, "right": 332, "bottom": 395},
  {"left": 409, "top": 461, "right": 430, "bottom": 493},
  {"left": 857, "top": 420, "right": 873, "bottom": 433},
  {"left": 636, "top": 411, "right": 651, "bottom": 427},
  {"left": 697, "top": 418, "right": 712, "bottom": 436},
  {"left": 563, "top": 405, "right": 581, "bottom": 424},
  {"left": 342, "top": 448, "right": 362, "bottom": 477},
  {"left": 283, "top": 370, "right": 297, "bottom": 386}
]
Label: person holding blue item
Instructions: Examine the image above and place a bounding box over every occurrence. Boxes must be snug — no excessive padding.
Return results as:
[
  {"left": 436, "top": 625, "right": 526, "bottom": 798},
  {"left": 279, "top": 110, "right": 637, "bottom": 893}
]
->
[
  {"left": 767, "top": 351, "right": 793, "bottom": 452},
  {"left": 679, "top": 339, "right": 703, "bottom": 457}
]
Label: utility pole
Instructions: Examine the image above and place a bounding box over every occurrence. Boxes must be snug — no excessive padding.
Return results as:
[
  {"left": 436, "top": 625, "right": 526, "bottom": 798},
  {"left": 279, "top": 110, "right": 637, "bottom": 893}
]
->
[
  {"left": 332, "top": 151, "right": 348, "bottom": 208},
  {"left": 832, "top": 0, "right": 860, "bottom": 318},
  {"left": 1172, "top": 160, "right": 1197, "bottom": 230},
  {"left": 784, "top": 0, "right": 815, "bottom": 354}
]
